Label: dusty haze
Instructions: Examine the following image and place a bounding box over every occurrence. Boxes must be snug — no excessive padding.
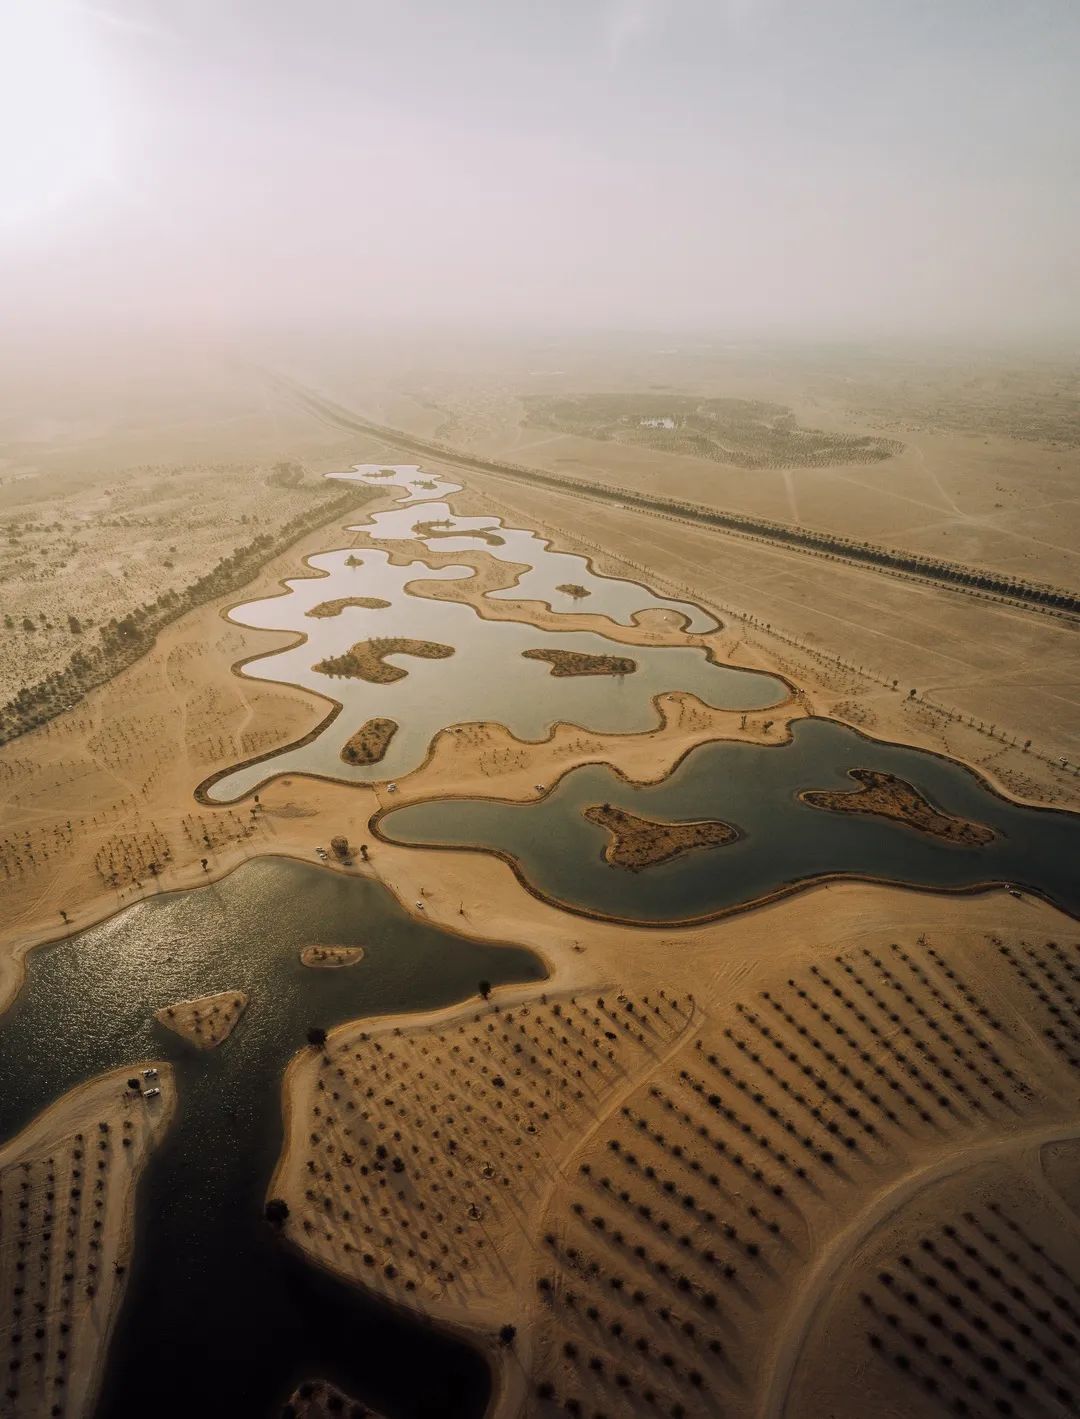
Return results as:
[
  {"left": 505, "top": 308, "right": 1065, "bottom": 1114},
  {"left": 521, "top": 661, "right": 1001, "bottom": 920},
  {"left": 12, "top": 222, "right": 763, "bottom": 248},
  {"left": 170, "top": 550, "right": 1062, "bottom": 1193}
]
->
[{"left": 1, "top": 0, "right": 1078, "bottom": 346}]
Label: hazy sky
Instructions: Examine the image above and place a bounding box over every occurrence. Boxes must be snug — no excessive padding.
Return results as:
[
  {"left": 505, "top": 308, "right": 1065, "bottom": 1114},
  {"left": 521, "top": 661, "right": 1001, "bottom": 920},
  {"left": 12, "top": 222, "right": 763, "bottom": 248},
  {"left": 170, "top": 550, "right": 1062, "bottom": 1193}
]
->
[{"left": 2, "top": 0, "right": 1078, "bottom": 340}]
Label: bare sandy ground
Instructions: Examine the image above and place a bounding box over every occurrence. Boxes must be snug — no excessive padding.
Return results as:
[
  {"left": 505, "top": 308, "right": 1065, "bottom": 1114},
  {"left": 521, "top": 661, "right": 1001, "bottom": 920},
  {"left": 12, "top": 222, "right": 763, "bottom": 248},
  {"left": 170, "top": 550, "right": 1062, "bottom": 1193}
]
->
[
  {"left": 1, "top": 462, "right": 1075, "bottom": 1018},
  {"left": 1, "top": 447, "right": 1077, "bottom": 1419},
  {"left": 154, "top": 990, "right": 248, "bottom": 1048},
  {"left": 456, "top": 471, "right": 1080, "bottom": 784},
  {"left": 358, "top": 342, "right": 1080, "bottom": 587},
  {"left": 0, "top": 362, "right": 362, "bottom": 704},
  {"left": 0, "top": 1063, "right": 174, "bottom": 1419},
  {"left": 270, "top": 879, "right": 1080, "bottom": 1419}
]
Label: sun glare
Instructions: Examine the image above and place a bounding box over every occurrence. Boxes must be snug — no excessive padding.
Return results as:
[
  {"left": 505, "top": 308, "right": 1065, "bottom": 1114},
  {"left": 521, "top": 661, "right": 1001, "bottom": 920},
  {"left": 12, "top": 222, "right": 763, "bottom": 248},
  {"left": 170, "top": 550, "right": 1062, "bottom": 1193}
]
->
[{"left": 0, "top": 1, "right": 116, "bottom": 234}]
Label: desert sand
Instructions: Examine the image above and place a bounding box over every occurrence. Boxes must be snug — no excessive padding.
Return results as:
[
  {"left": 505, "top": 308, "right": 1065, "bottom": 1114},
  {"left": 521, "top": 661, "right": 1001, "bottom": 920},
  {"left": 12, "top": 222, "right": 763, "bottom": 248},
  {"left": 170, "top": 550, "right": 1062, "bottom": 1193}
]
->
[
  {"left": 0, "top": 412, "right": 1077, "bottom": 1419},
  {"left": 154, "top": 990, "right": 249, "bottom": 1048},
  {"left": 0, "top": 1063, "right": 174, "bottom": 1419},
  {"left": 270, "top": 878, "right": 1080, "bottom": 1419}
]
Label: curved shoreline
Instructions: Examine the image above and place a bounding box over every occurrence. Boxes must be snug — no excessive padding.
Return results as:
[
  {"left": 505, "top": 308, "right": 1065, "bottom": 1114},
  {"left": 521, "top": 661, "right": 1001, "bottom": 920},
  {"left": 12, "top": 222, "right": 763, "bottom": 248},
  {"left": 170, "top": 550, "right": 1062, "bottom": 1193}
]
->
[
  {"left": 367, "top": 711, "right": 1080, "bottom": 837},
  {"left": 6, "top": 470, "right": 1078, "bottom": 1019},
  {"left": 0, "top": 1061, "right": 177, "bottom": 1419},
  {"left": 200, "top": 476, "right": 1072, "bottom": 823},
  {"left": 369, "top": 817, "right": 1079, "bottom": 931},
  {"left": 266, "top": 976, "right": 569, "bottom": 1419}
]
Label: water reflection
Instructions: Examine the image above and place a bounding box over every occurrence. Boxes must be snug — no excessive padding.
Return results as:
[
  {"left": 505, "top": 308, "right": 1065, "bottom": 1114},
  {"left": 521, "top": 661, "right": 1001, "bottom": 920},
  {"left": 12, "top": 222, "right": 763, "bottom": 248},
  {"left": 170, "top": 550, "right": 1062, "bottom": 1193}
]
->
[{"left": 0, "top": 858, "right": 544, "bottom": 1418}]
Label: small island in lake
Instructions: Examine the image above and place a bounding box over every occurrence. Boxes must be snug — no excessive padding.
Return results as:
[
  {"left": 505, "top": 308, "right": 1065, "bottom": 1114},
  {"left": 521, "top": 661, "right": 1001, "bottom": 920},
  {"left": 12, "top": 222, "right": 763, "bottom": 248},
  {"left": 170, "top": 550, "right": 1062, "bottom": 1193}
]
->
[
  {"left": 556, "top": 582, "right": 591, "bottom": 599},
  {"left": 306, "top": 595, "right": 390, "bottom": 617},
  {"left": 413, "top": 518, "right": 505, "bottom": 545},
  {"left": 300, "top": 945, "right": 365, "bottom": 969},
  {"left": 314, "top": 637, "right": 455, "bottom": 683},
  {"left": 340, "top": 716, "right": 398, "bottom": 765},
  {"left": 154, "top": 990, "right": 249, "bottom": 1048},
  {"left": 800, "top": 769, "right": 995, "bottom": 845},
  {"left": 523, "top": 647, "right": 636, "bottom": 677},
  {"left": 585, "top": 802, "right": 738, "bottom": 870}
]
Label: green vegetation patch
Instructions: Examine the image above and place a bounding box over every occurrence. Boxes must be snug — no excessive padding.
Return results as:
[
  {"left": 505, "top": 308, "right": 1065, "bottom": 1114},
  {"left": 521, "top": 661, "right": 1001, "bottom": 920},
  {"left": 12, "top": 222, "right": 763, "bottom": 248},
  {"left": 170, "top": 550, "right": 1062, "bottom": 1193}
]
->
[{"left": 523, "top": 392, "right": 901, "bottom": 470}]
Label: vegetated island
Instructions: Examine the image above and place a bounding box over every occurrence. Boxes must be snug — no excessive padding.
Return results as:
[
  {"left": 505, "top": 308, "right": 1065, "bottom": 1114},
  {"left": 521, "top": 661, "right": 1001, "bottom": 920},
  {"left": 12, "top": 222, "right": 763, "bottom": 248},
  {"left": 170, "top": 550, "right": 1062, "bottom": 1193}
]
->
[
  {"left": 585, "top": 802, "right": 738, "bottom": 870},
  {"left": 523, "top": 647, "right": 636, "bottom": 677},
  {"left": 154, "top": 990, "right": 249, "bottom": 1048},
  {"left": 340, "top": 717, "right": 398, "bottom": 765},
  {"left": 314, "top": 637, "right": 455, "bottom": 683},
  {"left": 299, "top": 945, "right": 365, "bottom": 969},
  {"left": 306, "top": 596, "right": 390, "bottom": 617},
  {"left": 556, "top": 582, "right": 591, "bottom": 599},
  {"left": 413, "top": 518, "right": 505, "bottom": 545},
  {"left": 800, "top": 769, "right": 995, "bottom": 845}
]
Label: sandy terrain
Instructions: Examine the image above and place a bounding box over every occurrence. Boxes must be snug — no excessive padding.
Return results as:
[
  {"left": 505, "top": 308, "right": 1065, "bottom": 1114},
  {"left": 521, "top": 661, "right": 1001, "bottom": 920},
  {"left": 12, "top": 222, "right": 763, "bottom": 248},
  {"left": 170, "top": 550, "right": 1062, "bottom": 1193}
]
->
[
  {"left": 789, "top": 1148, "right": 1080, "bottom": 1419},
  {"left": 455, "top": 471, "right": 1080, "bottom": 788},
  {"left": 0, "top": 361, "right": 364, "bottom": 709},
  {"left": 1, "top": 456, "right": 1074, "bottom": 1017},
  {"left": 0, "top": 1063, "right": 174, "bottom": 1419},
  {"left": 0, "top": 398, "right": 1077, "bottom": 1419},
  {"left": 154, "top": 990, "right": 248, "bottom": 1049},
  {"left": 346, "top": 342, "right": 1080, "bottom": 587},
  {"left": 269, "top": 877, "right": 1080, "bottom": 1419}
]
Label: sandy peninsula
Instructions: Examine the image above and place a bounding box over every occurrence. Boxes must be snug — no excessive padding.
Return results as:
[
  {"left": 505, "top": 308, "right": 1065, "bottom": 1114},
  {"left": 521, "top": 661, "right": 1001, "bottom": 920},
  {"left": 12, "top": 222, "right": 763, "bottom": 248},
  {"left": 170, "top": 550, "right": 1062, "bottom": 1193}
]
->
[
  {"left": 0, "top": 1063, "right": 174, "bottom": 1419},
  {"left": 269, "top": 880, "right": 1080, "bottom": 1419}
]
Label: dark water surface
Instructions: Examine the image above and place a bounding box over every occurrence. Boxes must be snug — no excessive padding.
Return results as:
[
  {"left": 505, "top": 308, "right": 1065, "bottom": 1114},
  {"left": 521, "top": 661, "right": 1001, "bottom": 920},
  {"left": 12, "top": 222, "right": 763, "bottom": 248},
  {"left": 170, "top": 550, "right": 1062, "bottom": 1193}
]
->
[
  {"left": 0, "top": 857, "right": 545, "bottom": 1419},
  {"left": 380, "top": 718, "right": 1080, "bottom": 923}
]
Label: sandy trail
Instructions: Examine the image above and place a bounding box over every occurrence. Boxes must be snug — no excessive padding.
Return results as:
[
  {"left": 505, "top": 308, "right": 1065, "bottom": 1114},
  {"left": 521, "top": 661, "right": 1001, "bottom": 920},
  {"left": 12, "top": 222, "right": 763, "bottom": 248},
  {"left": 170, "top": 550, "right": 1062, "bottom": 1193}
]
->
[{"left": 760, "top": 1117, "right": 1080, "bottom": 1419}]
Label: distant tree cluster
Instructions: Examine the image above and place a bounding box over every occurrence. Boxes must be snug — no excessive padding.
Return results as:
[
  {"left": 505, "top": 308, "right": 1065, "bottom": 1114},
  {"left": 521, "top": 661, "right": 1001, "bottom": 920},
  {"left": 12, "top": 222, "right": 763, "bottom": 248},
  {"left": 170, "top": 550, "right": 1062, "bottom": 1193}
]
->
[{"left": 0, "top": 483, "right": 379, "bottom": 746}]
